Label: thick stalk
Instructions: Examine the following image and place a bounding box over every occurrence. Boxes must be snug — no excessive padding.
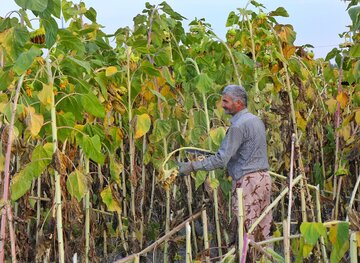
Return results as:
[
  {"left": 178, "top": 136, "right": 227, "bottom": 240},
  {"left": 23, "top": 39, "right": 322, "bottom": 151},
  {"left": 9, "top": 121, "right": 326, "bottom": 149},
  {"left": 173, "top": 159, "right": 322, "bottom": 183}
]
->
[
  {"left": 36, "top": 176, "right": 42, "bottom": 247},
  {"left": 147, "top": 170, "right": 156, "bottom": 223},
  {"left": 126, "top": 47, "right": 136, "bottom": 242},
  {"left": 286, "top": 134, "right": 296, "bottom": 252},
  {"left": 185, "top": 175, "right": 198, "bottom": 253},
  {"left": 98, "top": 163, "right": 107, "bottom": 257},
  {"left": 178, "top": 120, "right": 198, "bottom": 253},
  {"left": 283, "top": 219, "right": 290, "bottom": 263},
  {"left": 245, "top": 14, "right": 258, "bottom": 93},
  {"left": 119, "top": 115, "right": 128, "bottom": 218},
  {"left": 0, "top": 74, "right": 24, "bottom": 262},
  {"left": 350, "top": 232, "right": 358, "bottom": 263},
  {"left": 333, "top": 56, "right": 344, "bottom": 220},
  {"left": 201, "top": 210, "right": 210, "bottom": 263},
  {"left": 85, "top": 158, "right": 90, "bottom": 263},
  {"left": 139, "top": 136, "right": 147, "bottom": 249},
  {"left": 347, "top": 173, "right": 360, "bottom": 219},
  {"left": 185, "top": 222, "right": 192, "bottom": 263},
  {"left": 46, "top": 58, "right": 65, "bottom": 262},
  {"left": 316, "top": 186, "right": 329, "bottom": 263},
  {"left": 237, "top": 188, "right": 244, "bottom": 262}
]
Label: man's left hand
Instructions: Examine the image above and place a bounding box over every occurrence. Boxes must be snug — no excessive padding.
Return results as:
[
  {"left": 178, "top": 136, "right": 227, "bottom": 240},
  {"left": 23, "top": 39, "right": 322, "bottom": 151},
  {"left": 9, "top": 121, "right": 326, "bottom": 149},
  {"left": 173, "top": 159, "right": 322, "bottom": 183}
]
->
[{"left": 178, "top": 162, "right": 194, "bottom": 176}]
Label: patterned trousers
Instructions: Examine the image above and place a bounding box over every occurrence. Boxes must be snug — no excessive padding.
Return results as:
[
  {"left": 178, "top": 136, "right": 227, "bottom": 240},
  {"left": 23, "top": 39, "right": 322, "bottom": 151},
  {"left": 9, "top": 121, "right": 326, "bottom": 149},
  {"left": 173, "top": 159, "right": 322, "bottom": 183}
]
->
[{"left": 231, "top": 170, "right": 272, "bottom": 241}]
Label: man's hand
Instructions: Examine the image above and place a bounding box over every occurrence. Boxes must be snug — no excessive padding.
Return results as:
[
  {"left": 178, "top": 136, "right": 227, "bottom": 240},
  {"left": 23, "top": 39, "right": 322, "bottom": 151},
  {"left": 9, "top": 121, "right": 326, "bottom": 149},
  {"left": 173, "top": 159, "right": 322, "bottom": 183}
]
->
[{"left": 178, "top": 162, "right": 194, "bottom": 176}]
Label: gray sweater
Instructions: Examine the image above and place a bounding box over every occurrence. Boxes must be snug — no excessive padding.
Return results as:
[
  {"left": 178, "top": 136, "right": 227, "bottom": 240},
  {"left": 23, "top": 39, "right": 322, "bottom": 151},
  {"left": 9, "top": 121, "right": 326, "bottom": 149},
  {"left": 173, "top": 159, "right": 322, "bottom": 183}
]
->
[{"left": 192, "top": 108, "right": 269, "bottom": 181}]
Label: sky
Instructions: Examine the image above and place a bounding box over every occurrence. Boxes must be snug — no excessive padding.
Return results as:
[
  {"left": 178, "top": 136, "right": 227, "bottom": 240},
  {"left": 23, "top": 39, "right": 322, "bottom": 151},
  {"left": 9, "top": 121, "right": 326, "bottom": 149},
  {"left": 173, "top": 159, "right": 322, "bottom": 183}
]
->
[{"left": 1, "top": 0, "right": 352, "bottom": 58}]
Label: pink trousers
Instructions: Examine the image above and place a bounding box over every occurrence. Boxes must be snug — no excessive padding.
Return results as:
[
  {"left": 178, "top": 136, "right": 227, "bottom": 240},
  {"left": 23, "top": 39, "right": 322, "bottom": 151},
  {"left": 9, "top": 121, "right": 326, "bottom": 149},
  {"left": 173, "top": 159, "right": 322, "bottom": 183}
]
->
[{"left": 231, "top": 170, "right": 272, "bottom": 241}]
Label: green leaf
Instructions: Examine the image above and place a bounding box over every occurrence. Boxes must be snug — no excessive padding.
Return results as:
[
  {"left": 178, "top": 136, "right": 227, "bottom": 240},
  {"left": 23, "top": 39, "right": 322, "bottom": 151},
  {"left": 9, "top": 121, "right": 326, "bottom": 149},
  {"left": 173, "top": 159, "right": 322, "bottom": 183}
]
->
[
  {"left": 58, "top": 29, "right": 85, "bottom": 56},
  {"left": 154, "top": 50, "right": 171, "bottom": 66},
  {"left": 162, "top": 67, "right": 175, "bottom": 87},
  {"left": 329, "top": 222, "right": 350, "bottom": 263},
  {"left": 348, "top": 6, "right": 360, "bottom": 31},
  {"left": 0, "top": 70, "right": 14, "bottom": 91},
  {"left": 57, "top": 112, "right": 75, "bottom": 142},
  {"left": 110, "top": 155, "right": 123, "bottom": 184},
  {"left": 15, "top": 0, "right": 48, "bottom": 12},
  {"left": 269, "top": 7, "right": 289, "bottom": 17},
  {"left": 234, "top": 51, "right": 255, "bottom": 68},
  {"left": 101, "top": 186, "right": 121, "bottom": 213},
  {"left": 195, "top": 73, "right": 213, "bottom": 94},
  {"left": 43, "top": 16, "right": 58, "bottom": 48},
  {"left": 159, "top": 1, "right": 186, "bottom": 20},
  {"left": 81, "top": 92, "right": 105, "bottom": 118},
  {"left": 300, "top": 222, "right": 327, "bottom": 246},
  {"left": 349, "top": 44, "right": 360, "bottom": 58},
  {"left": 57, "top": 95, "right": 83, "bottom": 121},
  {"left": 195, "top": 171, "right": 207, "bottom": 189},
  {"left": 94, "top": 73, "right": 108, "bottom": 100},
  {"left": 66, "top": 170, "right": 88, "bottom": 202},
  {"left": 134, "top": 113, "right": 151, "bottom": 139},
  {"left": 226, "top": 11, "right": 239, "bottom": 27},
  {"left": 84, "top": 7, "right": 97, "bottom": 22},
  {"left": 67, "top": 56, "right": 91, "bottom": 73},
  {"left": 11, "top": 143, "right": 52, "bottom": 200},
  {"left": 149, "top": 88, "right": 167, "bottom": 103},
  {"left": 151, "top": 119, "right": 171, "bottom": 142},
  {"left": 13, "top": 46, "right": 41, "bottom": 75},
  {"left": 78, "top": 134, "right": 105, "bottom": 164},
  {"left": 140, "top": 61, "right": 160, "bottom": 77}
]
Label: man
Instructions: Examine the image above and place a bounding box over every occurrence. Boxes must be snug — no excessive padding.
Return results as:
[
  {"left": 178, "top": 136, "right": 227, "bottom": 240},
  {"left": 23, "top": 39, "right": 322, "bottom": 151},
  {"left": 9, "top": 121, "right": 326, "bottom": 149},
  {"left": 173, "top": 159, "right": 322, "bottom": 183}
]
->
[{"left": 178, "top": 84, "right": 272, "bottom": 243}]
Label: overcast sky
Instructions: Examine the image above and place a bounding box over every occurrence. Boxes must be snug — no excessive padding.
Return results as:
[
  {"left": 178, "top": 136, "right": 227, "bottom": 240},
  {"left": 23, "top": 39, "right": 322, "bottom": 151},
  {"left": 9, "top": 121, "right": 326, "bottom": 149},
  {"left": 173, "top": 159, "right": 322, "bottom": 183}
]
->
[{"left": 1, "top": 0, "right": 352, "bottom": 58}]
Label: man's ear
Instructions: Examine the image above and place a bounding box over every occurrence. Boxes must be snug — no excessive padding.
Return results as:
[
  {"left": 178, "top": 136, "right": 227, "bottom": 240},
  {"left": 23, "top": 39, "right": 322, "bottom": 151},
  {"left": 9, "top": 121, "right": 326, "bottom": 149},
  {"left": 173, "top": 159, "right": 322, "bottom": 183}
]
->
[{"left": 236, "top": 100, "right": 244, "bottom": 110}]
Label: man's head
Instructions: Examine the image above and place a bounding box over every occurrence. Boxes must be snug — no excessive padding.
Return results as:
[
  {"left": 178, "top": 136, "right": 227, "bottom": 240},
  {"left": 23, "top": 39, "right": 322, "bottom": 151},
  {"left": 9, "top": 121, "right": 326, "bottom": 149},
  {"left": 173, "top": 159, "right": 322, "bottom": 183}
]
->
[{"left": 221, "top": 85, "right": 247, "bottom": 115}]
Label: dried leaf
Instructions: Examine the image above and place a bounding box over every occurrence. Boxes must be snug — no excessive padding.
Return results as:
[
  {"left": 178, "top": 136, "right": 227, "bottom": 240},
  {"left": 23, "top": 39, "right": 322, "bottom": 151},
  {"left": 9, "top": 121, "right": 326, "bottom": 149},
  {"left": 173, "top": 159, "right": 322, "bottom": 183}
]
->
[
  {"left": 336, "top": 91, "right": 348, "bottom": 109},
  {"left": 295, "top": 111, "right": 307, "bottom": 132},
  {"left": 325, "top": 98, "right": 338, "bottom": 114},
  {"left": 355, "top": 111, "right": 360, "bottom": 125},
  {"left": 25, "top": 106, "right": 44, "bottom": 137},
  {"left": 105, "top": 66, "right": 118, "bottom": 77},
  {"left": 37, "top": 84, "right": 54, "bottom": 106}
]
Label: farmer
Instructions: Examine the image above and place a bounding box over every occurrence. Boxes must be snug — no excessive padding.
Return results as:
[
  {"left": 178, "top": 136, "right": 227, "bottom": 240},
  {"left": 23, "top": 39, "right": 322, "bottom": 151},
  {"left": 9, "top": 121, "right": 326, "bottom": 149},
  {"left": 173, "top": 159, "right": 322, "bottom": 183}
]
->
[{"left": 178, "top": 84, "right": 272, "bottom": 243}]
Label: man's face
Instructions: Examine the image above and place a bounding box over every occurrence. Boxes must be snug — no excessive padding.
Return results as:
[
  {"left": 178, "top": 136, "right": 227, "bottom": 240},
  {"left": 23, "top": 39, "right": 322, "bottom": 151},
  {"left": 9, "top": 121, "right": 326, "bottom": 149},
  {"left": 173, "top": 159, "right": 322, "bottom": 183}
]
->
[{"left": 222, "top": 95, "right": 244, "bottom": 115}]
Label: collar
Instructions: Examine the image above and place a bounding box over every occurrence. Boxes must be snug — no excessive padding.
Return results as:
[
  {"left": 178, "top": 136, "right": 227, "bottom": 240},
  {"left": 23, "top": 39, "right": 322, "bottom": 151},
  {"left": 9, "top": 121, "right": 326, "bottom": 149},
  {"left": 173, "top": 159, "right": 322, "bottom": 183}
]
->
[{"left": 230, "top": 108, "right": 248, "bottom": 124}]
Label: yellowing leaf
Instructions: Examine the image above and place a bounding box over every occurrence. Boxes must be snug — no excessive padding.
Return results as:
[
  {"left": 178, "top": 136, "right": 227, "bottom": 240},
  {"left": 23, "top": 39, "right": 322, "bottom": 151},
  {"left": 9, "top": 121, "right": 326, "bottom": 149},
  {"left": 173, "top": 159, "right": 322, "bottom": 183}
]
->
[
  {"left": 101, "top": 186, "right": 121, "bottom": 213},
  {"left": 209, "top": 127, "right": 226, "bottom": 147},
  {"left": 105, "top": 66, "right": 118, "bottom": 77},
  {"left": 303, "top": 243, "right": 314, "bottom": 258},
  {"left": 25, "top": 106, "right": 44, "bottom": 137},
  {"left": 295, "top": 111, "right": 307, "bottom": 132},
  {"left": 0, "top": 154, "right": 4, "bottom": 172},
  {"left": 282, "top": 45, "right": 296, "bottom": 59},
  {"left": 339, "top": 125, "right": 351, "bottom": 141},
  {"left": 66, "top": 170, "right": 88, "bottom": 202},
  {"left": 134, "top": 113, "right": 151, "bottom": 139},
  {"left": 336, "top": 91, "right": 348, "bottom": 109},
  {"left": 355, "top": 111, "right": 360, "bottom": 125},
  {"left": 325, "top": 98, "right": 338, "bottom": 114},
  {"left": 37, "top": 84, "right": 54, "bottom": 106},
  {"left": 356, "top": 232, "right": 360, "bottom": 247}
]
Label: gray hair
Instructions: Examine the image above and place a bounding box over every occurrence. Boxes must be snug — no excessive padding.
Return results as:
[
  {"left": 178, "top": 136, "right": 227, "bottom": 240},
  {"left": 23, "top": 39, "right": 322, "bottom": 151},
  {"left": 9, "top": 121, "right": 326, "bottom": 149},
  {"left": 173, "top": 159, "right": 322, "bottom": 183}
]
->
[{"left": 222, "top": 85, "right": 248, "bottom": 107}]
